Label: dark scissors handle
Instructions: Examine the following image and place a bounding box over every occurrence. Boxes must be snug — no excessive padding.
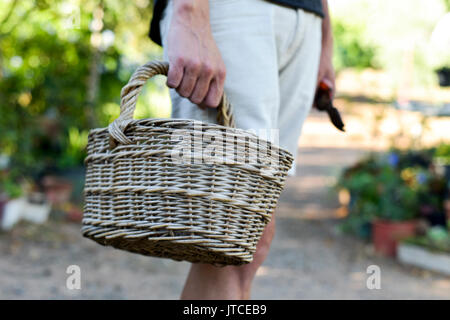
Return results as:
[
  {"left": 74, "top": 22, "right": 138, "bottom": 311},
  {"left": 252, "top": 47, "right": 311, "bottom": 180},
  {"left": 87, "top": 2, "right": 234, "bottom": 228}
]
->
[{"left": 313, "top": 80, "right": 345, "bottom": 132}]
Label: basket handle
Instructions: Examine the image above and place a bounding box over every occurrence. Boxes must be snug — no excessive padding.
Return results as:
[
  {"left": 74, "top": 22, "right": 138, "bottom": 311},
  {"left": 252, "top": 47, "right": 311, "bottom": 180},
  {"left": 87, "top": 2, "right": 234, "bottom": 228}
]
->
[{"left": 108, "top": 60, "right": 235, "bottom": 147}]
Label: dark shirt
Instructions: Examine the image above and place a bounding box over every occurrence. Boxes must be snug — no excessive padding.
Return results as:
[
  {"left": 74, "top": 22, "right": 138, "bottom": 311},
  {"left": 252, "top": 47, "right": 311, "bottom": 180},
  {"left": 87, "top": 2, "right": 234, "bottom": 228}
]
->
[{"left": 149, "top": 0, "right": 324, "bottom": 46}]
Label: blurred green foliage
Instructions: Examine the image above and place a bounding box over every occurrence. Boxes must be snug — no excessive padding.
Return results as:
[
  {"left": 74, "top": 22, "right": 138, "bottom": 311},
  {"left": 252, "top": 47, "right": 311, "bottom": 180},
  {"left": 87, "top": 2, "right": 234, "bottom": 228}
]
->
[
  {"left": 332, "top": 19, "right": 379, "bottom": 72},
  {"left": 0, "top": 169, "right": 24, "bottom": 198},
  {"left": 406, "top": 226, "right": 450, "bottom": 253},
  {"left": 435, "top": 143, "right": 450, "bottom": 164},
  {"left": 331, "top": 0, "right": 449, "bottom": 86},
  {"left": 0, "top": 0, "right": 168, "bottom": 181},
  {"left": 443, "top": 0, "right": 450, "bottom": 10}
]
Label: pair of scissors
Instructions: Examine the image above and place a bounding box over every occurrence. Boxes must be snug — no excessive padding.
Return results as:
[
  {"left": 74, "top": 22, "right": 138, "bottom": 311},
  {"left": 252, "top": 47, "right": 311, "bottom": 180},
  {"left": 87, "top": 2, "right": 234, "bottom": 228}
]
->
[{"left": 313, "top": 79, "right": 345, "bottom": 132}]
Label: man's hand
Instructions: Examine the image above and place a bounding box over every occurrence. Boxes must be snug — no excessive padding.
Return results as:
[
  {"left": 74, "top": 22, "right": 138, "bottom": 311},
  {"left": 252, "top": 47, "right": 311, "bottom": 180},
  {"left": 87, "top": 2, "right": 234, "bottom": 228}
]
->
[
  {"left": 317, "top": 43, "right": 335, "bottom": 92},
  {"left": 317, "top": 0, "right": 335, "bottom": 94},
  {"left": 166, "top": 0, "right": 226, "bottom": 108}
]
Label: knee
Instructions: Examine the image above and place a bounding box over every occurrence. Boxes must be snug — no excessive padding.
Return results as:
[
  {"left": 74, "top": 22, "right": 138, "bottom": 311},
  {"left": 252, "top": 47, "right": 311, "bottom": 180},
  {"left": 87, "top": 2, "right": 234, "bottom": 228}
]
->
[
  {"left": 252, "top": 217, "right": 276, "bottom": 265},
  {"left": 236, "top": 217, "right": 276, "bottom": 290}
]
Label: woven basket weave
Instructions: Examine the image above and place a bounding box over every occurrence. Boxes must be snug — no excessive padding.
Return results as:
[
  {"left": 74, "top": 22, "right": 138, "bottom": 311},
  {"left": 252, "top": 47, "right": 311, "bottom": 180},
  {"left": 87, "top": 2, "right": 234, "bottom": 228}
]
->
[{"left": 82, "top": 61, "right": 293, "bottom": 265}]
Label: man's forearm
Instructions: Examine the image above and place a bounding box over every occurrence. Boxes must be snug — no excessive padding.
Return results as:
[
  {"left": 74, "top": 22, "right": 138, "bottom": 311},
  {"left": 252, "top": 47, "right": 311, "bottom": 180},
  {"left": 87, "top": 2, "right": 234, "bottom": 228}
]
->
[
  {"left": 321, "top": 0, "right": 333, "bottom": 50},
  {"left": 316, "top": 0, "right": 335, "bottom": 89},
  {"left": 172, "top": 0, "right": 211, "bottom": 30},
  {"left": 166, "top": 0, "right": 226, "bottom": 108}
]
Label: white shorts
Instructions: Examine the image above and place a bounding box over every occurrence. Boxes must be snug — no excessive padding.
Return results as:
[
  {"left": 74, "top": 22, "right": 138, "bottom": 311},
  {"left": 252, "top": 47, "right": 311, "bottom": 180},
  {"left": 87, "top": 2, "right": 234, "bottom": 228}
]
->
[{"left": 160, "top": 0, "right": 322, "bottom": 175}]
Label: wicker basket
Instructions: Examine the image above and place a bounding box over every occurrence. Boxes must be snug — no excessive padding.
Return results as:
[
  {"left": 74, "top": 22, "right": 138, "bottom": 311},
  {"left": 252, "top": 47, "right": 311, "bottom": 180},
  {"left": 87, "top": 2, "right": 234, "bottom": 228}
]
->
[{"left": 82, "top": 61, "right": 293, "bottom": 265}]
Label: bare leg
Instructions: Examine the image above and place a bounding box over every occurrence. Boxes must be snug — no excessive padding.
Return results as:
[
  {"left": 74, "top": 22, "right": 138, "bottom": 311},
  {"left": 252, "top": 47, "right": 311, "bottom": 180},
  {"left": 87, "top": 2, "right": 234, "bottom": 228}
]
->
[{"left": 180, "top": 217, "right": 276, "bottom": 300}]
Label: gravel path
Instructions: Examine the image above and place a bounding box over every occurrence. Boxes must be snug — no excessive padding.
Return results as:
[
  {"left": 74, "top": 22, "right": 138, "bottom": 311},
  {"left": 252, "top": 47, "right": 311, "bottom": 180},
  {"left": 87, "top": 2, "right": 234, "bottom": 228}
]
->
[{"left": 1, "top": 112, "right": 449, "bottom": 299}]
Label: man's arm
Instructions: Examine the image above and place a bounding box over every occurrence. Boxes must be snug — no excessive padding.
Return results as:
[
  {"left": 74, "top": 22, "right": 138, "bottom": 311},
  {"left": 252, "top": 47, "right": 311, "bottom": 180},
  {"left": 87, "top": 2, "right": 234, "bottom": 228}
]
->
[
  {"left": 317, "top": 0, "right": 335, "bottom": 92},
  {"left": 166, "top": 0, "right": 226, "bottom": 108}
]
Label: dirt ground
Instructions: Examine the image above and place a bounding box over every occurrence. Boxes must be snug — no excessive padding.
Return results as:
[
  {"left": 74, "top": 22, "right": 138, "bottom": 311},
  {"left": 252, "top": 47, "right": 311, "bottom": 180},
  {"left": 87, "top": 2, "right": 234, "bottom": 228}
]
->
[{"left": 1, "top": 108, "right": 450, "bottom": 300}]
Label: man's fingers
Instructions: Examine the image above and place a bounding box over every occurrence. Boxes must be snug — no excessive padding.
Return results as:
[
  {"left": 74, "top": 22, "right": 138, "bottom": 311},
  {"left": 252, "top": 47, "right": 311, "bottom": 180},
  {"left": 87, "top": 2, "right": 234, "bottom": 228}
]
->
[
  {"left": 208, "top": 66, "right": 226, "bottom": 108},
  {"left": 201, "top": 65, "right": 225, "bottom": 108},
  {"left": 190, "top": 65, "right": 214, "bottom": 105},
  {"left": 168, "top": 57, "right": 226, "bottom": 108},
  {"left": 202, "top": 78, "right": 223, "bottom": 108},
  {"left": 176, "top": 60, "right": 201, "bottom": 98},
  {"left": 167, "top": 58, "right": 184, "bottom": 89}
]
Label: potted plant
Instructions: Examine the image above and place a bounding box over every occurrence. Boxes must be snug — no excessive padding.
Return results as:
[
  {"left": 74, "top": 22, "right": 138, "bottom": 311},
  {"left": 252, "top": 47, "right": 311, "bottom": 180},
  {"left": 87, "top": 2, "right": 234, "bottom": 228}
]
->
[
  {"left": 336, "top": 150, "right": 442, "bottom": 256},
  {"left": 369, "top": 165, "right": 420, "bottom": 257},
  {"left": 336, "top": 147, "right": 449, "bottom": 256}
]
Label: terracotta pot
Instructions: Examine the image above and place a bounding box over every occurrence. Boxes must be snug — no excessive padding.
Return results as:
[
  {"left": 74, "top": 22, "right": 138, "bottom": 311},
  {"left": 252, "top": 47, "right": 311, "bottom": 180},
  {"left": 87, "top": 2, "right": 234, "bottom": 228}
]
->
[
  {"left": 66, "top": 205, "right": 83, "bottom": 223},
  {"left": 42, "top": 176, "right": 73, "bottom": 206},
  {"left": 372, "top": 219, "right": 417, "bottom": 257}
]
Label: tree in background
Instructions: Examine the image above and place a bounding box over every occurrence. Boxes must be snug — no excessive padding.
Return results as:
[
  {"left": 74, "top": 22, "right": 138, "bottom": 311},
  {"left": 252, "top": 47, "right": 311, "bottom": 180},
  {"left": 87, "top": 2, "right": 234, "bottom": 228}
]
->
[
  {"left": 331, "top": 0, "right": 449, "bottom": 89},
  {"left": 0, "top": 0, "right": 168, "bottom": 181}
]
